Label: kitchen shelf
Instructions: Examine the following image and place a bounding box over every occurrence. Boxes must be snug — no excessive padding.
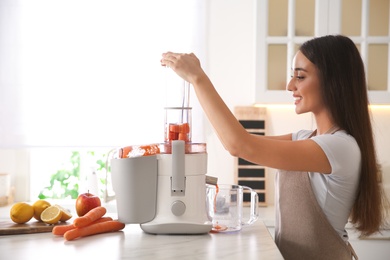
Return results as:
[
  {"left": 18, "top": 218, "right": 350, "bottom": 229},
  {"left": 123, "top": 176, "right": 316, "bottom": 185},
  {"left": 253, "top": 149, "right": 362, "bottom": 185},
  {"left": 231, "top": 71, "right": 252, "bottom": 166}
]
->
[{"left": 234, "top": 106, "right": 267, "bottom": 207}]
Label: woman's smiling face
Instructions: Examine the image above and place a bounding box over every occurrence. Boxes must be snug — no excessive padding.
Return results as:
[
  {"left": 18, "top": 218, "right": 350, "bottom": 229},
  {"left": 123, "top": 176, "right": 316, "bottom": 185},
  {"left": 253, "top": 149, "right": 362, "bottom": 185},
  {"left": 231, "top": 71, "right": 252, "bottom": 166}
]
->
[{"left": 287, "top": 51, "right": 325, "bottom": 115}]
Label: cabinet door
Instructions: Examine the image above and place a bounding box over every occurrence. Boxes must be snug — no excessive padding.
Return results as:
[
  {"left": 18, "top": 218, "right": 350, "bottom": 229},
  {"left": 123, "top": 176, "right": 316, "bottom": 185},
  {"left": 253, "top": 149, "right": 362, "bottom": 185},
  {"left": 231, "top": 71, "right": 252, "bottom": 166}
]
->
[{"left": 255, "top": 0, "right": 390, "bottom": 104}]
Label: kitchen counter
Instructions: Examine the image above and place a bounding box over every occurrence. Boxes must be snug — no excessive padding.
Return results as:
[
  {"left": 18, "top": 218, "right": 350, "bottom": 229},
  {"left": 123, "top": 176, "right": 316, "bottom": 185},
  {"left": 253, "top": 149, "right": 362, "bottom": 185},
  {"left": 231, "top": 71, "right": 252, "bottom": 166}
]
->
[{"left": 0, "top": 204, "right": 283, "bottom": 260}]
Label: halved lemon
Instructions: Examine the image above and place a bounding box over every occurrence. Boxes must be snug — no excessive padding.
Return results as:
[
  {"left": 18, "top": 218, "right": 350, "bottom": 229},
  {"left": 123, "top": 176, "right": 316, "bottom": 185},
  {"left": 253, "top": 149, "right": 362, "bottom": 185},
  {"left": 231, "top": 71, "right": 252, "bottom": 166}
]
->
[
  {"left": 41, "top": 205, "right": 62, "bottom": 224},
  {"left": 54, "top": 204, "right": 72, "bottom": 222},
  {"left": 32, "top": 200, "right": 51, "bottom": 221}
]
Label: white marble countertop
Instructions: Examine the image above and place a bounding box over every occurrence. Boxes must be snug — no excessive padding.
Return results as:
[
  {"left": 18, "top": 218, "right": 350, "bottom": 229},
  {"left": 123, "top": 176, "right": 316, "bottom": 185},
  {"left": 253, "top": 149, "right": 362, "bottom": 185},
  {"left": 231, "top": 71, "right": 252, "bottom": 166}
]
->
[{"left": 0, "top": 203, "right": 283, "bottom": 260}]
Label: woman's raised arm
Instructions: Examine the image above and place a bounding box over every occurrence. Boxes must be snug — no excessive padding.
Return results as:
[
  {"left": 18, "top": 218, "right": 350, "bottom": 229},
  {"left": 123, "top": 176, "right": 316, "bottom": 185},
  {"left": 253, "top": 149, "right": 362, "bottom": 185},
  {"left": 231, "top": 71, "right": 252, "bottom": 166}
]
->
[{"left": 160, "top": 52, "right": 331, "bottom": 174}]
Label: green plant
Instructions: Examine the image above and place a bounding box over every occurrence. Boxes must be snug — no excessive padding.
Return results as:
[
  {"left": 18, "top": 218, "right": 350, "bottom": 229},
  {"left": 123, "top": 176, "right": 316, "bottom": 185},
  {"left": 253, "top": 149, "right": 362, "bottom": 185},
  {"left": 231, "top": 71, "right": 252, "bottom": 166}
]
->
[
  {"left": 38, "top": 150, "right": 108, "bottom": 200},
  {"left": 38, "top": 151, "right": 81, "bottom": 199}
]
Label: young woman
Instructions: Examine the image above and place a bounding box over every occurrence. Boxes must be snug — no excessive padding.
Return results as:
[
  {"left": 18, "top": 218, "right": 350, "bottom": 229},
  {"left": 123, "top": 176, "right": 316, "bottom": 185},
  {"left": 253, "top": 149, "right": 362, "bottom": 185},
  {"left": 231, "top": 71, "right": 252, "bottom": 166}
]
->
[{"left": 161, "top": 35, "right": 387, "bottom": 259}]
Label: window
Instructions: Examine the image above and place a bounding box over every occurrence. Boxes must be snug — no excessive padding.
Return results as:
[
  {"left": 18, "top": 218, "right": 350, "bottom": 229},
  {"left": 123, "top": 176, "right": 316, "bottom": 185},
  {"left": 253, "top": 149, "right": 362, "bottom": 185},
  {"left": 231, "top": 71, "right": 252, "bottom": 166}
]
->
[
  {"left": 29, "top": 148, "right": 111, "bottom": 201},
  {"left": 0, "top": 0, "right": 207, "bottom": 201},
  {"left": 255, "top": 0, "right": 390, "bottom": 104}
]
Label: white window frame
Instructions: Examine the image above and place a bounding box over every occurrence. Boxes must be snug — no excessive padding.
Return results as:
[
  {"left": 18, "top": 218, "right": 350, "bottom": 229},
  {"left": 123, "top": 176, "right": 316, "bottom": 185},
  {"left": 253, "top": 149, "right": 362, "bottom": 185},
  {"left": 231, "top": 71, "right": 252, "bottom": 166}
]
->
[{"left": 255, "top": 0, "right": 390, "bottom": 104}]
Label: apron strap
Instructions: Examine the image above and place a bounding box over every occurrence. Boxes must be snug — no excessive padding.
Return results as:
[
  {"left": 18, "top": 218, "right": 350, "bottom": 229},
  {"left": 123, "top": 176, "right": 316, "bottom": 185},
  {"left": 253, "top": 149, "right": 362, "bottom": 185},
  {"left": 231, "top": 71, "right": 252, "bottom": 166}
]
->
[{"left": 348, "top": 242, "right": 359, "bottom": 260}]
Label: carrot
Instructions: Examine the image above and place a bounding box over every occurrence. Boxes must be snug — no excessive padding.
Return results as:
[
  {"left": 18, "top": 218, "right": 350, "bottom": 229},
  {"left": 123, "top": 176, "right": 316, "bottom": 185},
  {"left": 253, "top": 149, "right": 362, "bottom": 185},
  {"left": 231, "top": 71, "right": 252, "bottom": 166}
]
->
[
  {"left": 180, "top": 123, "right": 190, "bottom": 134},
  {"left": 167, "top": 123, "right": 190, "bottom": 142},
  {"left": 120, "top": 146, "right": 133, "bottom": 158},
  {"left": 140, "top": 144, "right": 160, "bottom": 156},
  {"left": 169, "top": 124, "right": 181, "bottom": 133},
  {"left": 169, "top": 123, "right": 190, "bottom": 134},
  {"left": 178, "top": 133, "right": 188, "bottom": 141},
  {"left": 73, "top": 206, "right": 107, "bottom": 228},
  {"left": 64, "top": 220, "right": 125, "bottom": 241},
  {"left": 52, "top": 224, "right": 75, "bottom": 236},
  {"left": 52, "top": 217, "right": 113, "bottom": 236},
  {"left": 167, "top": 132, "right": 178, "bottom": 141}
]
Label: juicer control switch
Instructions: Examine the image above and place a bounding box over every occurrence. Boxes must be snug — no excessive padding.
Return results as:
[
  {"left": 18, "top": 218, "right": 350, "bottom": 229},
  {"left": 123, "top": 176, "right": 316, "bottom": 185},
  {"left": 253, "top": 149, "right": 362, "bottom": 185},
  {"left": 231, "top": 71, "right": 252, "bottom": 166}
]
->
[{"left": 171, "top": 200, "right": 186, "bottom": 216}]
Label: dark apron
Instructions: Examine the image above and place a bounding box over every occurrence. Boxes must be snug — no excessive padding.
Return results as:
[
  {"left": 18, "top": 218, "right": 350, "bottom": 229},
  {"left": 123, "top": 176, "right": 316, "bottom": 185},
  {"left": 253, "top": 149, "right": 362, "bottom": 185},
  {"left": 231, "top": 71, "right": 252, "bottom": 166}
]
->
[{"left": 275, "top": 170, "right": 358, "bottom": 259}]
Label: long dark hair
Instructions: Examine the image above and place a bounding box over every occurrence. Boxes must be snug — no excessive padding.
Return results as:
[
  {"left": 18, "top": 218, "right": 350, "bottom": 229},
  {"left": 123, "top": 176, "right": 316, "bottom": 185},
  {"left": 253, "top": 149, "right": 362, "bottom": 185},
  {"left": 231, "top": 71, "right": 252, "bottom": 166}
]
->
[{"left": 299, "top": 35, "right": 387, "bottom": 236}]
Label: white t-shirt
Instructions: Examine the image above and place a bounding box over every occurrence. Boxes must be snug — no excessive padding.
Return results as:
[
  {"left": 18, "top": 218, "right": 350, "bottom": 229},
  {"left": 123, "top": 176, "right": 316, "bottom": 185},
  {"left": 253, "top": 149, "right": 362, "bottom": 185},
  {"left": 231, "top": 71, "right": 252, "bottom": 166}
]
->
[{"left": 292, "top": 130, "right": 361, "bottom": 241}]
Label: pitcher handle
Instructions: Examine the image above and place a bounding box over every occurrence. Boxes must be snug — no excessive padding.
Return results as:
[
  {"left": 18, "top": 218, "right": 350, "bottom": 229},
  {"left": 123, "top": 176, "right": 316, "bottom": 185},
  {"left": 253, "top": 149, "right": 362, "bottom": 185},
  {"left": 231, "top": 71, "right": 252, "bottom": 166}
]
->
[{"left": 242, "top": 186, "right": 259, "bottom": 226}]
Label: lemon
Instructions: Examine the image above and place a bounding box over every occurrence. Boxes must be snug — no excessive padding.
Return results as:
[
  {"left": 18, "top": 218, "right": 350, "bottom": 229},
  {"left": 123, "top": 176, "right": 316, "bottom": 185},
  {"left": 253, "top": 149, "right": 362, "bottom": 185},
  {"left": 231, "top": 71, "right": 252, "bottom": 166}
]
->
[
  {"left": 55, "top": 204, "right": 73, "bottom": 222},
  {"left": 10, "top": 202, "right": 34, "bottom": 224},
  {"left": 41, "top": 205, "right": 62, "bottom": 224},
  {"left": 32, "top": 200, "right": 51, "bottom": 221}
]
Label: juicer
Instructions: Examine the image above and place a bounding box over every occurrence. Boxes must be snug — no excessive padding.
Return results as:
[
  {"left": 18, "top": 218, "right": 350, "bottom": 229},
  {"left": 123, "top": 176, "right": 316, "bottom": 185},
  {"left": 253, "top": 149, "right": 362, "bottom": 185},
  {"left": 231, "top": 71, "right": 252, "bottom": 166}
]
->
[{"left": 110, "top": 74, "right": 213, "bottom": 234}]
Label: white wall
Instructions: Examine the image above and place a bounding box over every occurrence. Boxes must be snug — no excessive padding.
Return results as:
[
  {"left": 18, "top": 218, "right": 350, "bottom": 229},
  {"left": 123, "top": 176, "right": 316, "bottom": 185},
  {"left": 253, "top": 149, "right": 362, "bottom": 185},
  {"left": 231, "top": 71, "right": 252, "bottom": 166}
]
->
[
  {"left": 205, "top": 0, "right": 256, "bottom": 185},
  {"left": 205, "top": 0, "right": 390, "bottom": 205}
]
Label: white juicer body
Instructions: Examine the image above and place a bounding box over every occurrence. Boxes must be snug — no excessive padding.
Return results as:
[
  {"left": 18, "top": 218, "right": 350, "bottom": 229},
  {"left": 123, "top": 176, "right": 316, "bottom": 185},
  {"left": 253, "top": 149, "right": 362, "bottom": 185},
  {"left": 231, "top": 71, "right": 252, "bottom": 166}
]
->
[{"left": 140, "top": 141, "right": 212, "bottom": 234}]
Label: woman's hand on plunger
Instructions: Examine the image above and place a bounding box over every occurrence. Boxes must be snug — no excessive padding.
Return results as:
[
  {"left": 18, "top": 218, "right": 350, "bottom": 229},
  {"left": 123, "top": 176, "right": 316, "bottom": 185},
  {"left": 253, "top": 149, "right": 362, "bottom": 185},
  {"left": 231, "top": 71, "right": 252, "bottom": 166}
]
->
[{"left": 160, "top": 52, "right": 206, "bottom": 86}]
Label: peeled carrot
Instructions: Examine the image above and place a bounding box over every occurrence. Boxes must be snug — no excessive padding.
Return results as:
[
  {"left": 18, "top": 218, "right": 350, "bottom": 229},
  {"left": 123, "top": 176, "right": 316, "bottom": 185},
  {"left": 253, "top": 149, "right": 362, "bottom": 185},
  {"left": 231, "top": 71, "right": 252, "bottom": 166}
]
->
[
  {"left": 52, "top": 224, "right": 75, "bottom": 236},
  {"left": 120, "top": 146, "right": 133, "bottom": 158},
  {"left": 178, "top": 133, "right": 188, "bottom": 141},
  {"left": 140, "top": 144, "right": 160, "bottom": 156},
  {"left": 168, "top": 132, "right": 178, "bottom": 140},
  {"left": 166, "top": 123, "right": 190, "bottom": 142},
  {"left": 52, "top": 217, "right": 113, "bottom": 236},
  {"left": 180, "top": 123, "right": 190, "bottom": 133},
  {"left": 169, "top": 124, "right": 181, "bottom": 133},
  {"left": 64, "top": 220, "right": 125, "bottom": 241},
  {"left": 73, "top": 206, "right": 107, "bottom": 228},
  {"left": 169, "top": 123, "right": 190, "bottom": 134}
]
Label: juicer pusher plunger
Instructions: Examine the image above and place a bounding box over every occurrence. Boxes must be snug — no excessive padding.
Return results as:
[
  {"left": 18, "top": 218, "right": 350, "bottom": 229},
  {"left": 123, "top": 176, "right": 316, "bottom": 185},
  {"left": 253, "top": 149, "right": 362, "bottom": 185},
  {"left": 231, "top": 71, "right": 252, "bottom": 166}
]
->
[{"left": 164, "top": 68, "right": 192, "bottom": 145}]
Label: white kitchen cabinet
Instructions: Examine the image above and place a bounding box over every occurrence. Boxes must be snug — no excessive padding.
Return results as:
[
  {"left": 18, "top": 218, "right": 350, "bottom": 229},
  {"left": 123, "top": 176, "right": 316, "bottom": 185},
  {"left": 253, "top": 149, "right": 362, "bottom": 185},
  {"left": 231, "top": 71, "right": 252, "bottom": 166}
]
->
[{"left": 255, "top": 0, "right": 390, "bottom": 104}]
